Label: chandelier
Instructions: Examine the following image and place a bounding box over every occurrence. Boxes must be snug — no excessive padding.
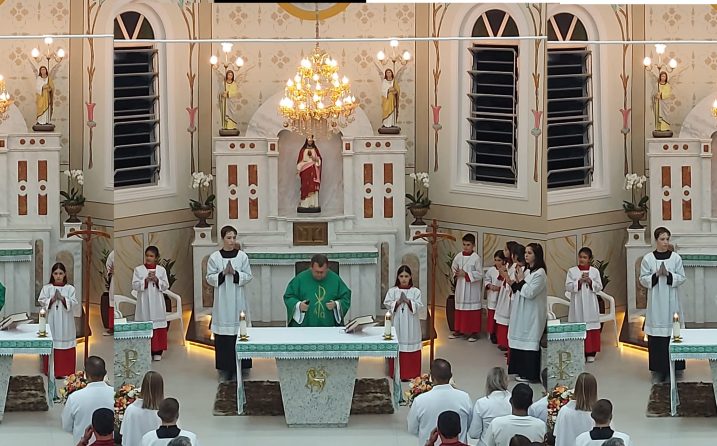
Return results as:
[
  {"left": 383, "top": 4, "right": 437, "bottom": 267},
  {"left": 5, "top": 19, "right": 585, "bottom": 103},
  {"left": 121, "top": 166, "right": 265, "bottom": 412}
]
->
[
  {"left": 279, "top": 5, "right": 357, "bottom": 137},
  {"left": 0, "top": 75, "right": 14, "bottom": 121}
]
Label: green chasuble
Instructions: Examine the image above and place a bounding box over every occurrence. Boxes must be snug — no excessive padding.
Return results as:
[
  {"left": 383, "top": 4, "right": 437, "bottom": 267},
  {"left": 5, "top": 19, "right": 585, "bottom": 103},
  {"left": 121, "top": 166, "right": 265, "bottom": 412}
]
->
[
  {"left": 284, "top": 269, "right": 351, "bottom": 327},
  {"left": 0, "top": 281, "right": 5, "bottom": 312}
]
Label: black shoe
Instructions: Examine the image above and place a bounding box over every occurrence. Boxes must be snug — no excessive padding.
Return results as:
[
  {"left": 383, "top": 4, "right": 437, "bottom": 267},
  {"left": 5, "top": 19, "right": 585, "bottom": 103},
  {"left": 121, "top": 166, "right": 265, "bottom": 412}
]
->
[{"left": 490, "top": 334, "right": 498, "bottom": 344}]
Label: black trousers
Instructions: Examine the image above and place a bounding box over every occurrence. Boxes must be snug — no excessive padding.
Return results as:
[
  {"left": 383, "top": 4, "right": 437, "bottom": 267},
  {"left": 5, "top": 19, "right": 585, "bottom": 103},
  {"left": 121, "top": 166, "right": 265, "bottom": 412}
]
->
[
  {"left": 648, "top": 335, "right": 684, "bottom": 375},
  {"left": 215, "top": 334, "right": 252, "bottom": 372},
  {"left": 508, "top": 348, "right": 541, "bottom": 381}
]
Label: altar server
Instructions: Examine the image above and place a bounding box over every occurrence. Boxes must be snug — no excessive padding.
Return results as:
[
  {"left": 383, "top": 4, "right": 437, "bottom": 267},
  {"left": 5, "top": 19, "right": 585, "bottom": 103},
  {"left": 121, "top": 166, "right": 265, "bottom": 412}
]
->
[
  {"left": 141, "top": 398, "right": 199, "bottom": 446},
  {"left": 494, "top": 242, "right": 522, "bottom": 352},
  {"left": 62, "top": 356, "right": 114, "bottom": 444},
  {"left": 484, "top": 251, "right": 507, "bottom": 345},
  {"left": 554, "top": 372, "right": 598, "bottom": 446},
  {"left": 384, "top": 265, "right": 424, "bottom": 381},
  {"left": 120, "top": 371, "right": 164, "bottom": 446},
  {"left": 639, "top": 226, "right": 686, "bottom": 384},
  {"left": 507, "top": 243, "right": 547, "bottom": 383},
  {"left": 575, "top": 399, "right": 633, "bottom": 446},
  {"left": 206, "top": 225, "right": 253, "bottom": 383},
  {"left": 450, "top": 234, "right": 483, "bottom": 342},
  {"left": 38, "top": 262, "right": 78, "bottom": 378},
  {"left": 468, "top": 367, "right": 512, "bottom": 446},
  {"left": 133, "top": 246, "right": 170, "bottom": 361},
  {"left": 105, "top": 250, "right": 115, "bottom": 335},
  {"left": 566, "top": 247, "right": 603, "bottom": 362}
]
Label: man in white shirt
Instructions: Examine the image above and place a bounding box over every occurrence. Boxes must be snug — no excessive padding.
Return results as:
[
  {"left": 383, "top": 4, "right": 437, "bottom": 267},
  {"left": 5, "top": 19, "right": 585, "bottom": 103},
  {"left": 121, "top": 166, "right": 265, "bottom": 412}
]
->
[
  {"left": 141, "top": 398, "right": 200, "bottom": 446},
  {"left": 528, "top": 368, "right": 548, "bottom": 423},
  {"left": 408, "top": 359, "right": 473, "bottom": 446},
  {"left": 575, "top": 399, "right": 632, "bottom": 446},
  {"left": 62, "top": 356, "right": 114, "bottom": 444},
  {"left": 483, "top": 384, "right": 546, "bottom": 446}
]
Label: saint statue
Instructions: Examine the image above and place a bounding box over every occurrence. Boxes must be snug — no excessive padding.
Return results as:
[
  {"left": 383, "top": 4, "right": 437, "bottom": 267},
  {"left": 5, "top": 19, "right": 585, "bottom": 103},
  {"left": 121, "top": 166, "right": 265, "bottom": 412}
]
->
[
  {"left": 297, "top": 135, "right": 322, "bottom": 213},
  {"left": 28, "top": 59, "right": 61, "bottom": 131},
  {"left": 220, "top": 69, "right": 240, "bottom": 135},
  {"left": 652, "top": 71, "right": 673, "bottom": 137},
  {"left": 374, "top": 62, "right": 407, "bottom": 134}
]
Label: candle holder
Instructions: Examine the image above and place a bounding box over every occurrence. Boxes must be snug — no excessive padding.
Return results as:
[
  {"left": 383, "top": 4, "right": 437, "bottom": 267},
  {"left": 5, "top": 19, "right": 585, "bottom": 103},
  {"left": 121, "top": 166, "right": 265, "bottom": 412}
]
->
[
  {"left": 672, "top": 335, "right": 682, "bottom": 343},
  {"left": 37, "top": 330, "right": 48, "bottom": 338},
  {"left": 383, "top": 333, "right": 393, "bottom": 341},
  {"left": 238, "top": 334, "right": 250, "bottom": 342}
]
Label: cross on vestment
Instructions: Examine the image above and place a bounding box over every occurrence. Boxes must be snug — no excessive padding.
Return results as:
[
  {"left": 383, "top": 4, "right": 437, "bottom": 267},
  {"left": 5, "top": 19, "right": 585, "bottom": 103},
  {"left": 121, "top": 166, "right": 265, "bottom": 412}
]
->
[
  {"left": 69, "top": 217, "right": 111, "bottom": 360},
  {"left": 412, "top": 219, "right": 456, "bottom": 364}
]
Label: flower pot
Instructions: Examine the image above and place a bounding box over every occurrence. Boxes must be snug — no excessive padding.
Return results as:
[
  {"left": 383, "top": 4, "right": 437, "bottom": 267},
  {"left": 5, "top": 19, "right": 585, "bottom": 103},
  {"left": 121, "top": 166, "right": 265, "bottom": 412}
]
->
[
  {"left": 625, "top": 209, "right": 647, "bottom": 229},
  {"left": 192, "top": 205, "right": 213, "bottom": 228},
  {"left": 63, "top": 203, "right": 83, "bottom": 223},
  {"left": 408, "top": 205, "right": 430, "bottom": 225}
]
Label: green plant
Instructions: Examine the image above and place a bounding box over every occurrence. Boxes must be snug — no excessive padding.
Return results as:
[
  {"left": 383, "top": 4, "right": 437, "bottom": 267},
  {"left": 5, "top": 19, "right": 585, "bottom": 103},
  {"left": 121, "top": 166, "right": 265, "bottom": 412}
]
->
[
  {"left": 60, "top": 170, "right": 86, "bottom": 206},
  {"left": 622, "top": 173, "right": 649, "bottom": 212},
  {"left": 406, "top": 172, "right": 431, "bottom": 208},
  {"left": 443, "top": 251, "right": 457, "bottom": 295},
  {"left": 591, "top": 258, "right": 610, "bottom": 291},
  {"left": 159, "top": 258, "right": 177, "bottom": 290},
  {"left": 99, "top": 248, "right": 111, "bottom": 291},
  {"left": 189, "top": 172, "right": 215, "bottom": 210}
]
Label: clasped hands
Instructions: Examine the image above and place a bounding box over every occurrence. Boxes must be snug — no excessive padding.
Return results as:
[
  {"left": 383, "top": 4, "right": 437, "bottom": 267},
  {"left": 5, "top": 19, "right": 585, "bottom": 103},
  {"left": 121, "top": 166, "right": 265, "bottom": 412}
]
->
[
  {"left": 146, "top": 270, "right": 159, "bottom": 286},
  {"left": 49, "top": 289, "right": 67, "bottom": 309},
  {"left": 578, "top": 272, "right": 592, "bottom": 286},
  {"left": 299, "top": 300, "right": 336, "bottom": 312},
  {"left": 656, "top": 262, "right": 669, "bottom": 277},
  {"left": 394, "top": 292, "right": 411, "bottom": 311},
  {"left": 223, "top": 261, "right": 235, "bottom": 277}
]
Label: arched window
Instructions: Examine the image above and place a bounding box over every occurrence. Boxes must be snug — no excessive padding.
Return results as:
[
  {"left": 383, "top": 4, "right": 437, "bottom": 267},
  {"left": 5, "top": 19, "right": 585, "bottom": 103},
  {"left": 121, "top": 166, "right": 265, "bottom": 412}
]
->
[
  {"left": 546, "top": 12, "right": 593, "bottom": 189},
  {"left": 468, "top": 9, "right": 519, "bottom": 185},
  {"left": 113, "top": 11, "right": 160, "bottom": 188}
]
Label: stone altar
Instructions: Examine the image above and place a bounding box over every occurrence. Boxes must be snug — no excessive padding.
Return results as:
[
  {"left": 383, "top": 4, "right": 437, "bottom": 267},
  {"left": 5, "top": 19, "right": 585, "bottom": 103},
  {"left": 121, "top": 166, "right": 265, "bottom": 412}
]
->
[
  {"left": 546, "top": 322, "right": 586, "bottom": 391},
  {"left": 113, "top": 321, "right": 152, "bottom": 390}
]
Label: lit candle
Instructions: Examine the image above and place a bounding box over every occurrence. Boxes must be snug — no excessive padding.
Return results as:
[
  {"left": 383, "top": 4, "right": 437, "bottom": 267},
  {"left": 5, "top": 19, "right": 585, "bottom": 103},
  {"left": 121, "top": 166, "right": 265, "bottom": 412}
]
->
[
  {"left": 673, "top": 313, "right": 681, "bottom": 339},
  {"left": 38, "top": 309, "right": 47, "bottom": 335},
  {"left": 239, "top": 311, "right": 247, "bottom": 337},
  {"left": 384, "top": 311, "right": 392, "bottom": 337}
]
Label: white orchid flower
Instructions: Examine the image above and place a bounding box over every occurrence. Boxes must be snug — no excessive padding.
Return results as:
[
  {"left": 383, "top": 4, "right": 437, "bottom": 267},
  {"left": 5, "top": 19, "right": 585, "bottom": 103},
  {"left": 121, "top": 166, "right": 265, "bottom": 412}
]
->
[{"left": 63, "top": 170, "right": 71, "bottom": 177}]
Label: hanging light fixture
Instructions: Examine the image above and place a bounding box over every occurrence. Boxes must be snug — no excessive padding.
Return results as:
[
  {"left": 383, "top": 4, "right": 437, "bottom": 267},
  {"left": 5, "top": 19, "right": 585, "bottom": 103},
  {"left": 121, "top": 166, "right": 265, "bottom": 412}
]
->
[{"left": 279, "top": 3, "right": 357, "bottom": 137}]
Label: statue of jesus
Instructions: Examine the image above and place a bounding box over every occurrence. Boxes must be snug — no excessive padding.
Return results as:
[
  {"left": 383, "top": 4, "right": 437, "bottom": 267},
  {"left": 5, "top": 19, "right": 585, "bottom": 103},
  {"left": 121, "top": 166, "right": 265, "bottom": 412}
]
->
[
  {"left": 297, "top": 135, "right": 322, "bottom": 213},
  {"left": 283, "top": 254, "right": 351, "bottom": 327}
]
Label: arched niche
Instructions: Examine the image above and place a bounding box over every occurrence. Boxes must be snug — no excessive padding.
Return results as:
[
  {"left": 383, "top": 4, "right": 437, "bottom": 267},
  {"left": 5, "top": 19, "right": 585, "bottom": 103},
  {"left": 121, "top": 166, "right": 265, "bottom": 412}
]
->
[{"left": 678, "top": 93, "right": 717, "bottom": 139}]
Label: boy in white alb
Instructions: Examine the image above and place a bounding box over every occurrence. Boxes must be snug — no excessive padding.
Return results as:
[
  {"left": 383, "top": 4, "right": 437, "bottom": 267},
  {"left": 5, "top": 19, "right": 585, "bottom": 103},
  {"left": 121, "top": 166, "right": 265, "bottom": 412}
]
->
[
  {"left": 133, "top": 246, "right": 170, "bottom": 361},
  {"left": 484, "top": 251, "right": 506, "bottom": 345},
  {"left": 575, "top": 399, "right": 632, "bottom": 446},
  {"left": 450, "top": 234, "right": 483, "bottom": 342}
]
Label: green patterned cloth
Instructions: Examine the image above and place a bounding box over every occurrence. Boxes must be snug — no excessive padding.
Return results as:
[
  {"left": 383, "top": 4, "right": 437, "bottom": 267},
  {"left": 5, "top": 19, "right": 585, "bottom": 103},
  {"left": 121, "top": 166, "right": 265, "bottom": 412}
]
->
[
  {"left": 284, "top": 270, "right": 351, "bottom": 327},
  {"left": 0, "top": 281, "right": 5, "bottom": 312}
]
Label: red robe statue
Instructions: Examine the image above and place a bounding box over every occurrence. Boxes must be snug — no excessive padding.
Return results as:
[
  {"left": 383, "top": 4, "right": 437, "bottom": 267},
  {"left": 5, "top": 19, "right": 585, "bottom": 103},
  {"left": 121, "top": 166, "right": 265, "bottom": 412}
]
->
[{"left": 297, "top": 137, "right": 322, "bottom": 212}]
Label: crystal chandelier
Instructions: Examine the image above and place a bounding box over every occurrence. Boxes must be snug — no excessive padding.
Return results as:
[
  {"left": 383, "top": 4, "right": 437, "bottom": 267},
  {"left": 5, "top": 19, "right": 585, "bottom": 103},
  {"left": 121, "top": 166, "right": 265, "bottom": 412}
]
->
[
  {"left": 279, "top": 5, "right": 357, "bottom": 137},
  {"left": 0, "top": 75, "right": 14, "bottom": 122}
]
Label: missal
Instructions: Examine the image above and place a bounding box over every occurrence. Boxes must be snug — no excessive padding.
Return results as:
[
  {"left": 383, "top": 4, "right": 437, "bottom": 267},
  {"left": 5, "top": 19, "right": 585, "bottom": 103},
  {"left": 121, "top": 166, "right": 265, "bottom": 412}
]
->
[
  {"left": 344, "top": 315, "right": 375, "bottom": 333},
  {"left": 0, "top": 312, "right": 32, "bottom": 331}
]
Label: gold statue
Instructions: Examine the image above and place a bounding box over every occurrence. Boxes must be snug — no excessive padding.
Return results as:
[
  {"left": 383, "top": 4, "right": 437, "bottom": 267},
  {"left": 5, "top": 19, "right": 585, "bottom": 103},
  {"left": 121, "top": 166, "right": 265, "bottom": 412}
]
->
[{"left": 653, "top": 71, "right": 673, "bottom": 137}]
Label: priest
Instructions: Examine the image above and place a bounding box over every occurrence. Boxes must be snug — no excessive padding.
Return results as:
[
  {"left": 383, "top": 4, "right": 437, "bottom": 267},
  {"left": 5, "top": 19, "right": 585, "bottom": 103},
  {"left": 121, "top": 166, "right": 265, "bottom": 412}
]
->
[{"left": 283, "top": 254, "right": 352, "bottom": 327}]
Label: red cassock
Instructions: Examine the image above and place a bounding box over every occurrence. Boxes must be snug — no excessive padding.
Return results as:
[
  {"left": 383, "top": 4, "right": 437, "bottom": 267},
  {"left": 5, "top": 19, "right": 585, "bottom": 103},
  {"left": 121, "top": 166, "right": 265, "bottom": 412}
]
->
[
  {"left": 151, "top": 327, "right": 168, "bottom": 353},
  {"left": 43, "top": 347, "right": 76, "bottom": 378},
  {"left": 585, "top": 329, "right": 601, "bottom": 355},
  {"left": 297, "top": 145, "right": 322, "bottom": 200},
  {"left": 388, "top": 350, "right": 421, "bottom": 381}
]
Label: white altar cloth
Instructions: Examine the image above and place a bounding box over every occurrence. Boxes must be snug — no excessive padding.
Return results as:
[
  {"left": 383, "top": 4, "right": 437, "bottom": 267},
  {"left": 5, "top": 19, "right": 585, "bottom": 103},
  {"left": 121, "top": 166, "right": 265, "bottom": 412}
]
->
[
  {"left": 669, "top": 329, "right": 717, "bottom": 416},
  {"left": 235, "top": 326, "right": 401, "bottom": 416}
]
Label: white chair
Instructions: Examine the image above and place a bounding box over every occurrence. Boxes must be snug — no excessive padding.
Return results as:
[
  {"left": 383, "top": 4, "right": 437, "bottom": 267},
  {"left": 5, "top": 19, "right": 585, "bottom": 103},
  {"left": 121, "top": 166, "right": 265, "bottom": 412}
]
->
[
  {"left": 547, "top": 295, "right": 570, "bottom": 321},
  {"left": 113, "top": 290, "right": 186, "bottom": 345},
  {"left": 564, "top": 290, "right": 619, "bottom": 347}
]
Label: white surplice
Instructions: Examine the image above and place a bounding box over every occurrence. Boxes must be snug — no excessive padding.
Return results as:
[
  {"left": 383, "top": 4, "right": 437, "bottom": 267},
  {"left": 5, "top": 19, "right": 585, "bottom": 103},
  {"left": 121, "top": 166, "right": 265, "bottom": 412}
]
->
[
  {"left": 61, "top": 381, "right": 115, "bottom": 443},
  {"left": 407, "top": 384, "right": 473, "bottom": 446},
  {"left": 132, "top": 265, "right": 170, "bottom": 329},
  {"left": 483, "top": 414, "right": 547, "bottom": 446},
  {"left": 639, "top": 251, "right": 686, "bottom": 337},
  {"left": 575, "top": 429, "right": 633, "bottom": 446},
  {"left": 206, "top": 250, "right": 253, "bottom": 336},
  {"left": 107, "top": 250, "right": 115, "bottom": 307},
  {"left": 452, "top": 252, "right": 483, "bottom": 310},
  {"left": 508, "top": 268, "right": 547, "bottom": 351},
  {"left": 565, "top": 266, "right": 603, "bottom": 330},
  {"left": 120, "top": 398, "right": 161, "bottom": 446},
  {"left": 38, "top": 283, "right": 77, "bottom": 349},
  {"left": 468, "top": 390, "right": 512, "bottom": 446},
  {"left": 554, "top": 400, "right": 594, "bottom": 446},
  {"left": 528, "top": 394, "right": 548, "bottom": 423},
  {"left": 383, "top": 286, "right": 423, "bottom": 352},
  {"left": 140, "top": 429, "right": 200, "bottom": 446},
  {"left": 484, "top": 266, "right": 501, "bottom": 310},
  {"left": 494, "top": 264, "right": 515, "bottom": 325}
]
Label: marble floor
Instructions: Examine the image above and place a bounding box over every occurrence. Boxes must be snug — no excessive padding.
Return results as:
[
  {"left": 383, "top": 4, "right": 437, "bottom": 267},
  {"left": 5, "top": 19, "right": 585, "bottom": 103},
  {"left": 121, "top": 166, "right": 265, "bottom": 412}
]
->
[{"left": 2, "top": 305, "right": 714, "bottom": 445}]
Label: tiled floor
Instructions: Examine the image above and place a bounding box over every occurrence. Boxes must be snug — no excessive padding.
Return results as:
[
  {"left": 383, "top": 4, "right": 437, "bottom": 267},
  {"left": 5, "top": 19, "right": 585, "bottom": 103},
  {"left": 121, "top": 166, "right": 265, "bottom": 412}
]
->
[{"left": 2, "top": 306, "right": 714, "bottom": 445}]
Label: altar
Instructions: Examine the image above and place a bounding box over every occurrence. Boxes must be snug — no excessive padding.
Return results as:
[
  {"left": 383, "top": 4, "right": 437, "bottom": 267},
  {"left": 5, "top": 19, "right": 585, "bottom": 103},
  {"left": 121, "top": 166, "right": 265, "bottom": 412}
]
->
[
  {"left": 669, "top": 329, "right": 717, "bottom": 416},
  {"left": 234, "top": 326, "right": 400, "bottom": 427}
]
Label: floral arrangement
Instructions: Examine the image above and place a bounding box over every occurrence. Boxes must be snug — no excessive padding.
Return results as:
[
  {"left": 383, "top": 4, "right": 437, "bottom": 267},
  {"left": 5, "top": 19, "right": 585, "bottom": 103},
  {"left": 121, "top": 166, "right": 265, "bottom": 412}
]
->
[
  {"left": 60, "top": 169, "right": 85, "bottom": 206},
  {"left": 59, "top": 371, "right": 88, "bottom": 403},
  {"left": 114, "top": 383, "right": 139, "bottom": 429},
  {"left": 403, "top": 373, "right": 433, "bottom": 406},
  {"left": 406, "top": 172, "right": 431, "bottom": 208},
  {"left": 547, "top": 385, "right": 573, "bottom": 431},
  {"left": 189, "top": 171, "right": 215, "bottom": 210},
  {"left": 622, "top": 173, "right": 648, "bottom": 212}
]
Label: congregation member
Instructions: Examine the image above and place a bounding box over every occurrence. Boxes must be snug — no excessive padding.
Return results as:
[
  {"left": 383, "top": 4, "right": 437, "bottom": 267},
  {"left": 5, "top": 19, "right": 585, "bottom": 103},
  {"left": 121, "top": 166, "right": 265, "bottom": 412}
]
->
[
  {"left": 38, "top": 262, "right": 78, "bottom": 378},
  {"left": 167, "top": 438, "right": 193, "bottom": 446},
  {"left": 121, "top": 371, "right": 164, "bottom": 446},
  {"left": 141, "top": 398, "right": 199, "bottom": 446},
  {"left": 508, "top": 243, "right": 547, "bottom": 383},
  {"left": 554, "top": 372, "right": 598, "bottom": 446},
  {"left": 76, "top": 408, "right": 115, "bottom": 446},
  {"left": 468, "top": 367, "right": 512, "bottom": 446},
  {"left": 575, "top": 399, "right": 632, "bottom": 446},
  {"left": 62, "top": 356, "right": 114, "bottom": 444},
  {"left": 565, "top": 247, "right": 603, "bottom": 362},
  {"left": 601, "top": 440, "right": 625, "bottom": 446},
  {"left": 528, "top": 369, "right": 549, "bottom": 424},
  {"left": 485, "top": 251, "right": 507, "bottom": 345},
  {"left": 639, "top": 226, "right": 686, "bottom": 384},
  {"left": 206, "top": 225, "right": 254, "bottom": 382},
  {"left": 408, "top": 359, "right": 473, "bottom": 446},
  {"left": 495, "top": 242, "right": 522, "bottom": 352},
  {"left": 450, "top": 233, "right": 483, "bottom": 341},
  {"left": 509, "top": 435, "right": 533, "bottom": 446},
  {"left": 133, "top": 246, "right": 170, "bottom": 361},
  {"left": 383, "top": 265, "right": 424, "bottom": 381},
  {"left": 424, "top": 411, "right": 470, "bottom": 446},
  {"left": 105, "top": 249, "right": 115, "bottom": 335},
  {"left": 483, "top": 383, "right": 546, "bottom": 446}
]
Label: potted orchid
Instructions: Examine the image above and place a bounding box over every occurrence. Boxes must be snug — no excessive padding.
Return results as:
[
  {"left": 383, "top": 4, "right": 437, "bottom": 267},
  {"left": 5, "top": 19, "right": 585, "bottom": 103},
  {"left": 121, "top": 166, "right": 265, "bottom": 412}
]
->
[
  {"left": 189, "top": 171, "right": 215, "bottom": 227},
  {"left": 60, "top": 169, "right": 85, "bottom": 223},
  {"left": 622, "top": 173, "right": 649, "bottom": 229},
  {"left": 406, "top": 172, "right": 431, "bottom": 225}
]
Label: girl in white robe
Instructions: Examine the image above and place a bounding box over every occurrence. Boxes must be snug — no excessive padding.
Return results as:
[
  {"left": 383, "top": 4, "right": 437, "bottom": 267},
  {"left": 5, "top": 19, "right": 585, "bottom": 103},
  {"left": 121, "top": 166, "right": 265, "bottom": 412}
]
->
[
  {"left": 121, "top": 371, "right": 163, "bottom": 446},
  {"left": 468, "top": 367, "right": 512, "bottom": 446},
  {"left": 206, "top": 225, "right": 253, "bottom": 383},
  {"left": 508, "top": 243, "right": 547, "bottom": 383},
  {"left": 383, "top": 265, "right": 424, "bottom": 381},
  {"left": 495, "top": 242, "right": 523, "bottom": 352},
  {"left": 133, "top": 246, "right": 170, "bottom": 361},
  {"left": 450, "top": 233, "right": 483, "bottom": 341},
  {"left": 639, "top": 226, "right": 686, "bottom": 383},
  {"left": 566, "top": 247, "right": 603, "bottom": 362},
  {"left": 484, "top": 250, "right": 507, "bottom": 345},
  {"left": 554, "top": 372, "right": 598, "bottom": 446},
  {"left": 38, "top": 262, "right": 78, "bottom": 378}
]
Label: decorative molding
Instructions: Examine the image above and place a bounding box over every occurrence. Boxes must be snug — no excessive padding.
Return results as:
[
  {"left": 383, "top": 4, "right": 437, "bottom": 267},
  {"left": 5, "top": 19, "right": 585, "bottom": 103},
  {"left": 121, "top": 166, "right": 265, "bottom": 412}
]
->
[
  {"left": 179, "top": 1, "right": 199, "bottom": 172},
  {"left": 383, "top": 163, "right": 394, "bottom": 219},
  {"left": 363, "top": 163, "right": 373, "bottom": 219},
  {"left": 228, "top": 164, "right": 238, "bottom": 219},
  {"left": 526, "top": 3, "right": 544, "bottom": 183},
  {"left": 85, "top": 0, "right": 105, "bottom": 169},
  {"left": 430, "top": 3, "right": 448, "bottom": 172}
]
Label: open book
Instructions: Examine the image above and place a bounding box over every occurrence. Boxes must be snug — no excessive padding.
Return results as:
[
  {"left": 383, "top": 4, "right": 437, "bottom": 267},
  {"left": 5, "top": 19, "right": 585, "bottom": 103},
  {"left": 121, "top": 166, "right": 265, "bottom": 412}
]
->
[
  {"left": 344, "top": 315, "right": 375, "bottom": 333},
  {"left": 0, "top": 312, "right": 32, "bottom": 331}
]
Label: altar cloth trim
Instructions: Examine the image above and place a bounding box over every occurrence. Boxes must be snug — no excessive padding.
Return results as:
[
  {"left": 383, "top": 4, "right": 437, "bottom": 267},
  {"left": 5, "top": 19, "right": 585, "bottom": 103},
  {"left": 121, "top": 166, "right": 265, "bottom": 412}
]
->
[
  {"left": 246, "top": 251, "right": 378, "bottom": 265},
  {"left": 0, "top": 248, "right": 32, "bottom": 262},
  {"left": 548, "top": 332, "right": 587, "bottom": 341},
  {"left": 547, "top": 323, "right": 586, "bottom": 333},
  {"left": 114, "top": 322, "right": 154, "bottom": 332},
  {"left": 681, "top": 254, "right": 717, "bottom": 267},
  {"left": 0, "top": 347, "right": 53, "bottom": 355},
  {"left": 114, "top": 331, "right": 153, "bottom": 340},
  {"left": 236, "top": 350, "right": 398, "bottom": 360}
]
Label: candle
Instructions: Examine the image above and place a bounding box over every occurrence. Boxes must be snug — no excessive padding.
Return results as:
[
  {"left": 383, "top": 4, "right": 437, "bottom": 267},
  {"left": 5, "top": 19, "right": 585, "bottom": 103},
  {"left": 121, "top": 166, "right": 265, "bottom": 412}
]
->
[
  {"left": 673, "top": 313, "right": 681, "bottom": 339},
  {"left": 384, "top": 311, "right": 392, "bottom": 337},
  {"left": 239, "top": 311, "right": 247, "bottom": 337},
  {"left": 38, "top": 309, "right": 47, "bottom": 335}
]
